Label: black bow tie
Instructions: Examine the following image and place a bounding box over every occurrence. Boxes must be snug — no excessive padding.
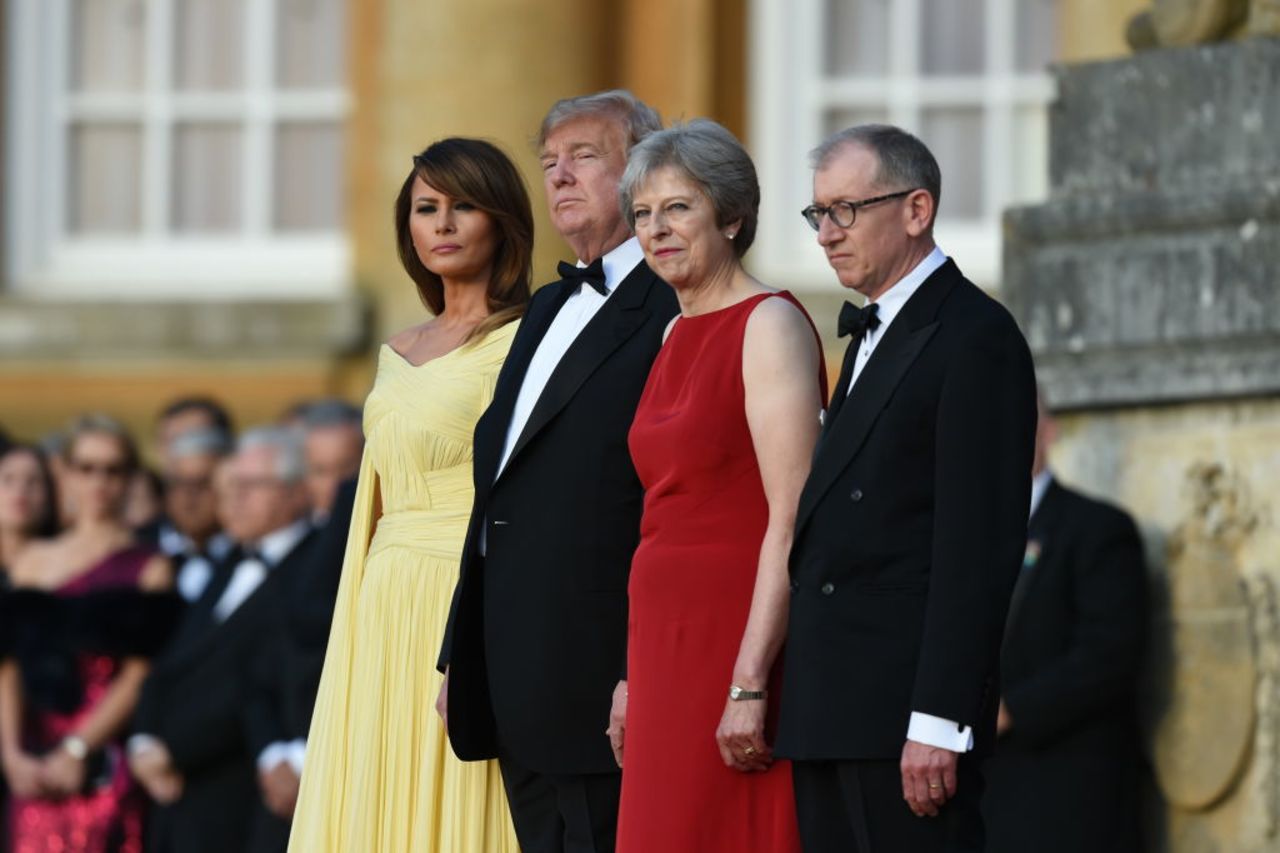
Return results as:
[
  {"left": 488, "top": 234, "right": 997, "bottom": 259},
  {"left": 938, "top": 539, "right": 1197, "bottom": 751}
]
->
[
  {"left": 838, "top": 301, "right": 881, "bottom": 339},
  {"left": 558, "top": 258, "right": 608, "bottom": 296}
]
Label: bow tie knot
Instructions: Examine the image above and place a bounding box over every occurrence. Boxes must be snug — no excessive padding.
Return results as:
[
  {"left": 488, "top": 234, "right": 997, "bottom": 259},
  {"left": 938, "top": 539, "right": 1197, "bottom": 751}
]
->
[
  {"left": 838, "top": 301, "right": 881, "bottom": 340},
  {"left": 557, "top": 258, "right": 608, "bottom": 296}
]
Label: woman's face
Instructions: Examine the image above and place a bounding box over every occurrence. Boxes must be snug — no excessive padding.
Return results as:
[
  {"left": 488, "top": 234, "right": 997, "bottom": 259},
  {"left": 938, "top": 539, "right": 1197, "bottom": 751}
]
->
[
  {"left": 0, "top": 450, "right": 50, "bottom": 536},
  {"left": 408, "top": 175, "right": 499, "bottom": 287},
  {"left": 631, "top": 165, "right": 738, "bottom": 291},
  {"left": 65, "top": 432, "right": 131, "bottom": 522}
]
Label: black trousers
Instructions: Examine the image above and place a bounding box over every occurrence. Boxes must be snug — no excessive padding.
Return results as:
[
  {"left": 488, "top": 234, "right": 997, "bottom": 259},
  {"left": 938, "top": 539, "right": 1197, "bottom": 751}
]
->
[
  {"left": 498, "top": 753, "right": 622, "bottom": 853},
  {"left": 792, "top": 758, "right": 985, "bottom": 853}
]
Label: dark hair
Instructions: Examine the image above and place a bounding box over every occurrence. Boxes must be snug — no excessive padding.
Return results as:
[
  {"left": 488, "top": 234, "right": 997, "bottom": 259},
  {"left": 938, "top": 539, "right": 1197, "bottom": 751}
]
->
[
  {"left": 157, "top": 397, "right": 234, "bottom": 434},
  {"left": 64, "top": 413, "right": 140, "bottom": 474},
  {"left": 394, "top": 138, "right": 534, "bottom": 344},
  {"left": 0, "top": 444, "right": 60, "bottom": 538}
]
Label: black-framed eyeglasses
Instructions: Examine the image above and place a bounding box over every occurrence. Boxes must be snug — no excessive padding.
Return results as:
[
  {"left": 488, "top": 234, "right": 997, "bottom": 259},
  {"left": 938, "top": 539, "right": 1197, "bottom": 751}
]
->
[{"left": 800, "top": 189, "right": 915, "bottom": 231}]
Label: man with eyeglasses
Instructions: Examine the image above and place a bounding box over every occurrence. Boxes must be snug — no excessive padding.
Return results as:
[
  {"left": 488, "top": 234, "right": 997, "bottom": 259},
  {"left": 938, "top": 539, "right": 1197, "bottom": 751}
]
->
[{"left": 775, "top": 124, "right": 1038, "bottom": 853}]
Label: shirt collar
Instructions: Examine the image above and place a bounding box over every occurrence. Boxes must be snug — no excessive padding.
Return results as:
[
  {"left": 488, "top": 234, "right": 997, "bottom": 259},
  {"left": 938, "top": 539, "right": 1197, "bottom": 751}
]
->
[
  {"left": 578, "top": 236, "right": 644, "bottom": 295},
  {"left": 867, "top": 245, "right": 948, "bottom": 335},
  {"left": 1029, "top": 469, "right": 1053, "bottom": 521},
  {"left": 247, "top": 518, "right": 311, "bottom": 567}
]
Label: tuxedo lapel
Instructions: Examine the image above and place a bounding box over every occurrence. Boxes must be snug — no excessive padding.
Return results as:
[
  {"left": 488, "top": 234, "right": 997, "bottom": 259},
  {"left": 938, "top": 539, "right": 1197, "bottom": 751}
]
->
[
  {"left": 821, "top": 335, "right": 859, "bottom": 436},
  {"left": 472, "top": 282, "right": 574, "bottom": 492},
  {"left": 496, "top": 263, "right": 659, "bottom": 481},
  {"left": 797, "top": 263, "right": 959, "bottom": 534},
  {"left": 1004, "top": 481, "right": 1064, "bottom": 640}
]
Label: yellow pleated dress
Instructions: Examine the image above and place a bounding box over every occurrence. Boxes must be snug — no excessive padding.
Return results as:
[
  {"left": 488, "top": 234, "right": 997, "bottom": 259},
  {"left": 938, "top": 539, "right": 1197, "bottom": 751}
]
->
[{"left": 289, "top": 322, "right": 520, "bottom": 853}]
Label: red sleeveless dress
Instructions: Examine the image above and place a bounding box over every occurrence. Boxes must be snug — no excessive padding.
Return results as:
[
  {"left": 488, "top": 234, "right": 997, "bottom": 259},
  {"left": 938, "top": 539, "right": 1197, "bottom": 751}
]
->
[{"left": 619, "top": 291, "right": 826, "bottom": 852}]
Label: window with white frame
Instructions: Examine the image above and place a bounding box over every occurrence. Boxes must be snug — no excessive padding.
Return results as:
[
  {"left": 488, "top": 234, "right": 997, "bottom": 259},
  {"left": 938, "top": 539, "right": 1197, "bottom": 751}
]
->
[
  {"left": 5, "top": 0, "right": 350, "bottom": 298},
  {"left": 749, "top": 0, "right": 1059, "bottom": 291}
]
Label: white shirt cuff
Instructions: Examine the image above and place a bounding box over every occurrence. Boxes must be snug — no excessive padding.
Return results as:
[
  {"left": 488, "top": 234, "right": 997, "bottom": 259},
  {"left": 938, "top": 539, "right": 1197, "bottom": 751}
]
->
[
  {"left": 257, "top": 742, "right": 291, "bottom": 772},
  {"left": 907, "top": 711, "right": 974, "bottom": 752},
  {"left": 287, "top": 738, "right": 307, "bottom": 774},
  {"left": 126, "top": 734, "right": 162, "bottom": 759}
]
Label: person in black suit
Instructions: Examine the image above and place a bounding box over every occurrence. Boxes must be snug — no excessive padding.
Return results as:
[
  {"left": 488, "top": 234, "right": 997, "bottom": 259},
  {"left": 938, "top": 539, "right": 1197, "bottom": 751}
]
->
[
  {"left": 437, "top": 89, "right": 676, "bottom": 853},
  {"left": 128, "top": 427, "right": 316, "bottom": 853},
  {"left": 775, "top": 124, "right": 1037, "bottom": 852},
  {"left": 241, "top": 476, "right": 358, "bottom": 841},
  {"left": 982, "top": 393, "right": 1148, "bottom": 853}
]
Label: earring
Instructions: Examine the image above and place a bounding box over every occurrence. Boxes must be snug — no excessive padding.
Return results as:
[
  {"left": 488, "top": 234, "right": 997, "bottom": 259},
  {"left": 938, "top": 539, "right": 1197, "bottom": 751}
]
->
[{"left": 725, "top": 230, "right": 737, "bottom": 240}]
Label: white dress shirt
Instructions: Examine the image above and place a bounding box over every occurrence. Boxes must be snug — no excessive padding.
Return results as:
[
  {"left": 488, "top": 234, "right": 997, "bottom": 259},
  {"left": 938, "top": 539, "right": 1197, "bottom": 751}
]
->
[
  {"left": 480, "top": 238, "right": 645, "bottom": 556},
  {"left": 847, "top": 245, "right": 948, "bottom": 395},
  {"left": 159, "top": 525, "right": 233, "bottom": 603},
  {"left": 211, "top": 518, "right": 309, "bottom": 623},
  {"left": 1029, "top": 469, "right": 1053, "bottom": 521}
]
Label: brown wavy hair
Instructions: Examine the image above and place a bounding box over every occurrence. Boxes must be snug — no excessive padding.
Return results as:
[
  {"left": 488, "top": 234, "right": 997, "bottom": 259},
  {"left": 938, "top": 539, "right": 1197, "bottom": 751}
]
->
[{"left": 394, "top": 138, "right": 534, "bottom": 343}]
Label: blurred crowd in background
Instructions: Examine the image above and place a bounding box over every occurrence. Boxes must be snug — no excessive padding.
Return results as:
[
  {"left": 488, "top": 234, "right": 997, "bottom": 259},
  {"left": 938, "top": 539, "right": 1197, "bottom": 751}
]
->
[{"left": 0, "top": 396, "right": 364, "bottom": 853}]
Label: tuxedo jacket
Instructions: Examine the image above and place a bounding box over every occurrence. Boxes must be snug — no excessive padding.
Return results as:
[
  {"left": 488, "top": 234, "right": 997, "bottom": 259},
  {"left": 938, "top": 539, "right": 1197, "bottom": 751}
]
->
[
  {"left": 776, "top": 259, "right": 1037, "bottom": 761},
  {"left": 136, "top": 529, "right": 316, "bottom": 853},
  {"left": 441, "top": 259, "right": 679, "bottom": 775},
  {"left": 982, "top": 479, "right": 1147, "bottom": 853}
]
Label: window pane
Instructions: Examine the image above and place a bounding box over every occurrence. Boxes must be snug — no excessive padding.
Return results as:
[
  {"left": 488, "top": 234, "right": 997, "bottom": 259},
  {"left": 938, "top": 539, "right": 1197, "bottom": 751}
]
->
[
  {"left": 68, "top": 123, "right": 143, "bottom": 233},
  {"left": 173, "top": 123, "right": 243, "bottom": 232},
  {"left": 274, "top": 122, "right": 343, "bottom": 231},
  {"left": 276, "top": 0, "right": 345, "bottom": 88},
  {"left": 825, "top": 0, "right": 890, "bottom": 76},
  {"left": 175, "top": 0, "right": 245, "bottom": 90},
  {"left": 920, "top": 0, "right": 985, "bottom": 75},
  {"left": 919, "top": 107, "right": 984, "bottom": 220},
  {"left": 70, "top": 0, "right": 146, "bottom": 92},
  {"left": 1010, "top": 106, "right": 1049, "bottom": 206},
  {"left": 1016, "top": 0, "right": 1060, "bottom": 73},
  {"left": 824, "top": 107, "right": 891, "bottom": 139}
]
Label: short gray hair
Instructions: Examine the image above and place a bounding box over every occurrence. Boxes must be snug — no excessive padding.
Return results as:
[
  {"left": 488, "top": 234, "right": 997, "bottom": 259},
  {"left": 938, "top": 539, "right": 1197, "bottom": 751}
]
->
[
  {"left": 169, "top": 428, "right": 233, "bottom": 459},
  {"left": 537, "top": 89, "right": 662, "bottom": 151},
  {"left": 618, "top": 119, "right": 760, "bottom": 257},
  {"left": 811, "top": 124, "right": 942, "bottom": 220},
  {"left": 237, "top": 426, "right": 305, "bottom": 483}
]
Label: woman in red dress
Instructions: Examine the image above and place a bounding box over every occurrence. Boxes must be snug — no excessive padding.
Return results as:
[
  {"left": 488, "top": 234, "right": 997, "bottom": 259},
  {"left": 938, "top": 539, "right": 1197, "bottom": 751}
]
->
[
  {"left": 1, "top": 416, "right": 175, "bottom": 853},
  {"left": 611, "top": 119, "right": 827, "bottom": 852}
]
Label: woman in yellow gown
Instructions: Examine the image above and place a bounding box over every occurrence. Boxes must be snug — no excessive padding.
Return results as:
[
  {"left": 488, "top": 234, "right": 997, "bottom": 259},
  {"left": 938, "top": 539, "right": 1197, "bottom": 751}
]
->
[{"left": 289, "top": 137, "right": 532, "bottom": 852}]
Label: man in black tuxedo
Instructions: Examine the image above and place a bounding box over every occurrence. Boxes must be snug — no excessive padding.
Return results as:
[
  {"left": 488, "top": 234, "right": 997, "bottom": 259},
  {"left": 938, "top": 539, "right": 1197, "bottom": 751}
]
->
[
  {"left": 982, "top": 395, "right": 1148, "bottom": 853},
  {"left": 438, "top": 89, "right": 677, "bottom": 853},
  {"left": 242, "top": 475, "right": 358, "bottom": 842},
  {"left": 129, "top": 428, "right": 315, "bottom": 853},
  {"left": 775, "top": 124, "right": 1037, "bottom": 852}
]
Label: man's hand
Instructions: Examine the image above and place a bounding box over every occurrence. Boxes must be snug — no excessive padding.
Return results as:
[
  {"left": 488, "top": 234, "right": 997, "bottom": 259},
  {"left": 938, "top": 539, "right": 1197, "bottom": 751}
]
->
[
  {"left": 129, "top": 741, "right": 184, "bottom": 805},
  {"left": 900, "top": 739, "right": 958, "bottom": 817},
  {"left": 715, "top": 697, "right": 772, "bottom": 773},
  {"left": 996, "top": 699, "right": 1013, "bottom": 736},
  {"left": 258, "top": 762, "right": 301, "bottom": 818},
  {"left": 3, "top": 748, "right": 49, "bottom": 798},
  {"left": 605, "top": 680, "right": 627, "bottom": 767},
  {"left": 40, "top": 747, "right": 86, "bottom": 798},
  {"left": 435, "top": 667, "right": 449, "bottom": 729}
]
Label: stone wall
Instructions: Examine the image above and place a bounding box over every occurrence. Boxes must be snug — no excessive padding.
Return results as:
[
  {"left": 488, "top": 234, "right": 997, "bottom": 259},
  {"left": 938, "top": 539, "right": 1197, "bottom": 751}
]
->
[{"left": 1005, "top": 37, "right": 1280, "bottom": 853}]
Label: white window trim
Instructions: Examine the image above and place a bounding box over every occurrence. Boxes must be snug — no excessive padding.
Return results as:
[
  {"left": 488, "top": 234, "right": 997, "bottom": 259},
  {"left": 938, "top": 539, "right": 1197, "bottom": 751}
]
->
[
  {"left": 748, "top": 0, "right": 1056, "bottom": 293},
  {"left": 4, "top": 0, "right": 351, "bottom": 300}
]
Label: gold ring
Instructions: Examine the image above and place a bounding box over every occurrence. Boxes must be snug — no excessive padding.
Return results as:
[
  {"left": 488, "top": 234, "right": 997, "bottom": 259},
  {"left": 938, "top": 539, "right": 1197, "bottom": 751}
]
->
[
  {"left": 744, "top": 746, "right": 756, "bottom": 756},
  {"left": 928, "top": 783, "right": 941, "bottom": 790}
]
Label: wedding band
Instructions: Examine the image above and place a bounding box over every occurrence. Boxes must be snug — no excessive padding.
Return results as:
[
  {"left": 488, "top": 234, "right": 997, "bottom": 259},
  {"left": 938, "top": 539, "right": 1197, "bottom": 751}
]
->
[
  {"left": 743, "top": 746, "right": 756, "bottom": 756},
  {"left": 928, "top": 783, "right": 941, "bottom": 790}
]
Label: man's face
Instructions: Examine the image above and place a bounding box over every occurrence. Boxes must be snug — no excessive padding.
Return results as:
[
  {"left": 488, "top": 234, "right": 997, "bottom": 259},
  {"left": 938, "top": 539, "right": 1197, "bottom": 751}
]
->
[
  {"left": 812, "top": 144, "right": 916, "bottom": 300},
  {"left": 222, "top": 446, "right": 305, "bottom": 543},
  {"left": 304, "top": 425, "right": 363, "bottom": 518},
  {"left": 164, "top": 452, "right": 222, "bottom": 542},
  {"left": 539, "top": 114, "right": 630, "bottom": 245}
]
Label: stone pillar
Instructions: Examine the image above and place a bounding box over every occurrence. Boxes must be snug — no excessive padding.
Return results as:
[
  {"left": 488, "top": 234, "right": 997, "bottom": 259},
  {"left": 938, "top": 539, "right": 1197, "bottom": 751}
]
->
[
  {"left": 347, "top": 0, "right": 612, "bottom": 349},
  {"left": 1004, "top": 38, "right": 1280, "bottom": 853}
]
